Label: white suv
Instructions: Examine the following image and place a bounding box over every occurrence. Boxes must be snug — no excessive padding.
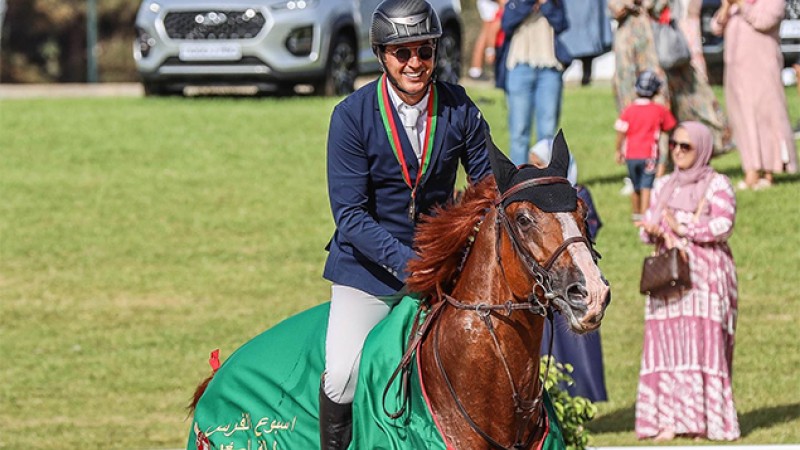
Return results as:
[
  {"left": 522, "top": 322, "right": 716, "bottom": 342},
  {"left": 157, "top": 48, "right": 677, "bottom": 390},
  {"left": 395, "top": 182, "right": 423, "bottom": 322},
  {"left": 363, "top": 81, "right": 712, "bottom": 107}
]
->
[{"left": 133, "top": 0, "right": 463, "bottom": 96}]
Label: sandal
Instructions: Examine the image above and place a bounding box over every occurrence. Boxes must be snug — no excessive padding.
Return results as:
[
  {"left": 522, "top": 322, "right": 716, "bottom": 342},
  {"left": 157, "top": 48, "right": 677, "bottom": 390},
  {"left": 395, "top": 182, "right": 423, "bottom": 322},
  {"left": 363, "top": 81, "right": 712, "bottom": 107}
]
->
[{"left": 753, "top": 178, "right": 773, "bottom": 190}]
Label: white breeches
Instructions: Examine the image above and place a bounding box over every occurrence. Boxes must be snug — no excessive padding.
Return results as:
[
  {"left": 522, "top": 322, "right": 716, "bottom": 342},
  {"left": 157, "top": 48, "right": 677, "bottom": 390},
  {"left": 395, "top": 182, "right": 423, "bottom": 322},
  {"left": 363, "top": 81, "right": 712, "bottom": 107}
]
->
[{"left": 322, "top": 284, "right": 399, "bottom": 404}]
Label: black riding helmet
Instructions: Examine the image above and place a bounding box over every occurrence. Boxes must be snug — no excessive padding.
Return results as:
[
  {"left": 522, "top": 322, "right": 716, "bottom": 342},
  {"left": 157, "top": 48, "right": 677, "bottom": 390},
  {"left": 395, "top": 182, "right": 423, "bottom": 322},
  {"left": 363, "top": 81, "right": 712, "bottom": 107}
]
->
[{"left": 370, "top": 0, "right": 442, "bottom": 95}]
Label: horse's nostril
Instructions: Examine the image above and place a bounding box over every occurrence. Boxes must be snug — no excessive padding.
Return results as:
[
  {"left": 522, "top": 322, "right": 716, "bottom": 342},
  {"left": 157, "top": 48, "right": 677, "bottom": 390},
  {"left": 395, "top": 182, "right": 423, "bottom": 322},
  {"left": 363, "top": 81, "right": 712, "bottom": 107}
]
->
[{"left": 566, "top": 283, "right": 588, "bottom": 301}]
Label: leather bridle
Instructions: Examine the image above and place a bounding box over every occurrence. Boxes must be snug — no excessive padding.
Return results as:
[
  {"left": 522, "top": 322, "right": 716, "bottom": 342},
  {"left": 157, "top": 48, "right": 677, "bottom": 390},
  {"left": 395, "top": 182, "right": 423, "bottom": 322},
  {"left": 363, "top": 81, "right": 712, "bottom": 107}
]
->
[{"left": 494, "top": 176, "right": 598, "bottom": 312}]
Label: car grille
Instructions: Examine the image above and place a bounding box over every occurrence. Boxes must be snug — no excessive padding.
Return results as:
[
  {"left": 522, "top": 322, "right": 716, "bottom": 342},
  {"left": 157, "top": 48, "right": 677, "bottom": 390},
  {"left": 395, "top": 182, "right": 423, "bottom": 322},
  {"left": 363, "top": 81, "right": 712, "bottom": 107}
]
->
[
  {"left": 164, "top": 10, "right": 266, "bottom": 39},
  {"left": 787, "top": 0, "right": 800, "bottom": 20}
]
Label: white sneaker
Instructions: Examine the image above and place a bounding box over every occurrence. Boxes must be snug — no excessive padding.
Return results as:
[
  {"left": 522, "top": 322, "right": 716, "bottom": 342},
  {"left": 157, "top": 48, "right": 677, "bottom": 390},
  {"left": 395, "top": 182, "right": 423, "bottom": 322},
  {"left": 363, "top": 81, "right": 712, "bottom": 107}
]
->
[{"left": 620, "top": 177, "right": 634, "bottom": 196}]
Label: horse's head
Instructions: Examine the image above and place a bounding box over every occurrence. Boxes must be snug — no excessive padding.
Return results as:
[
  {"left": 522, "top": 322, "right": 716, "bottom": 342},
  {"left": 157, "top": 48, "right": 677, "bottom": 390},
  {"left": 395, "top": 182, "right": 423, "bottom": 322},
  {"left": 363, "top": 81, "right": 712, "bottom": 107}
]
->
[{"left": 488, "top": 131, "right": 609, "bottom": 333}]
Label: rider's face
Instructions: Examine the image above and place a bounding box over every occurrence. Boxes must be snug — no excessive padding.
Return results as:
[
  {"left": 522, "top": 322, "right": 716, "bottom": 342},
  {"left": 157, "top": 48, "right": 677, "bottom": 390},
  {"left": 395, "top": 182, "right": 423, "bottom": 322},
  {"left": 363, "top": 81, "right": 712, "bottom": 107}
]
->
[{"left": 382, "top": 40, "right": 435, "bottom": 105}]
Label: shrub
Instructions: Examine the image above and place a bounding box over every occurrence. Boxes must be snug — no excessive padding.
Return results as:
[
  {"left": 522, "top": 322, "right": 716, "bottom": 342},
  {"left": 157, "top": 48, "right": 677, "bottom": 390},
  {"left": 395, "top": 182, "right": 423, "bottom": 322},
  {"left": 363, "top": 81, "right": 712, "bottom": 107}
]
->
[{"left": 541, "top": 355, "right": 597, "bottom": 450}]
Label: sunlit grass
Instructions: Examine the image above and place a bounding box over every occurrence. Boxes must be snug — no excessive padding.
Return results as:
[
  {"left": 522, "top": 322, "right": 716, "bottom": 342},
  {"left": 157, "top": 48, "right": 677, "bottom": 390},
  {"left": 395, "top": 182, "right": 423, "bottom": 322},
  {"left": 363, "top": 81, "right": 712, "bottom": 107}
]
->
[{"left": 0, "top": 86, "right": 798, "bottom": 448}]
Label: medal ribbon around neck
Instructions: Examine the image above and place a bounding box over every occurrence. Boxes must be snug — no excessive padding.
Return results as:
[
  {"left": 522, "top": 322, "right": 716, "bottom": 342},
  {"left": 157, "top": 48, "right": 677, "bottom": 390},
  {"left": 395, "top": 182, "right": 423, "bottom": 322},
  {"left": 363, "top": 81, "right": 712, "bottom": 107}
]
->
[{"left": 377, "top": 74, "right": 438, "bottom": 198}]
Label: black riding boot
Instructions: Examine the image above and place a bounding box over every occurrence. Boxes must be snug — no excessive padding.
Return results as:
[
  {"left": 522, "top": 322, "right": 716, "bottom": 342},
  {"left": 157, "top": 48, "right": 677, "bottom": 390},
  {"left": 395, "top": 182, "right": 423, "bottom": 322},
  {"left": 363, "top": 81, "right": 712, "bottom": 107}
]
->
[{"left": 319, "top": 386, "right": 353, "bottom": 450}]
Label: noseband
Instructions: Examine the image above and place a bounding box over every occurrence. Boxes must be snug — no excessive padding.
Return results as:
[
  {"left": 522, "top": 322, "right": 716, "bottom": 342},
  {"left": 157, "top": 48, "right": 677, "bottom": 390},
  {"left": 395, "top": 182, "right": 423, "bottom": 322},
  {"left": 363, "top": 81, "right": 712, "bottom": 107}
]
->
[{"left": 383, "top": 176, "right": 599, "bottom": 450}]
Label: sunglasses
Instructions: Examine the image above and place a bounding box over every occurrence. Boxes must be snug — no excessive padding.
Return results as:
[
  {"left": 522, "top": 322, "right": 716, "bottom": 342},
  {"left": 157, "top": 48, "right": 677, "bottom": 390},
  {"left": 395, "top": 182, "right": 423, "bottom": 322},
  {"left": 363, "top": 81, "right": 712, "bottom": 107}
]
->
[
  {"left": 668, "top": 140, "right": 694, "bottom": 152},
  {"left": 385, "top": 44, "right": 435, "bottom": 63}
]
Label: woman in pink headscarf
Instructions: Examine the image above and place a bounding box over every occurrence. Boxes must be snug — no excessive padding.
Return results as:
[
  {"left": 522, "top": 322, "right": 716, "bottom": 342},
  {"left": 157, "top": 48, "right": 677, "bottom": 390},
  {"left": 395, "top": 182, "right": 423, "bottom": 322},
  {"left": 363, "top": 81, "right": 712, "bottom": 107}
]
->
[{"left": 635, "top": 121, "right": 740, "bottom": 441}]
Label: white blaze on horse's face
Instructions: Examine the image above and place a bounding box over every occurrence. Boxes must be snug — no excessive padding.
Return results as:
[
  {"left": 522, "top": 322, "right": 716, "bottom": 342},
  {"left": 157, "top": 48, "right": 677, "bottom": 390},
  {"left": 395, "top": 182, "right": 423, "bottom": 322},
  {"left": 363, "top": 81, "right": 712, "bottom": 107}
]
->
[{"left": 555, "top": 212, "right": 608, "bottom": 332}]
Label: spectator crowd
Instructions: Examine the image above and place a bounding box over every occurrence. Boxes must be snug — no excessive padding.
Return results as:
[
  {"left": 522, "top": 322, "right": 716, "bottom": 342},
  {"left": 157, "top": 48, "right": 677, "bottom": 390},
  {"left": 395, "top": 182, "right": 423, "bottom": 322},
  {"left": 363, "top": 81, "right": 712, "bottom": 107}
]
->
[{"left": 464, "top": 0, "right": 798, "bottom": 443}]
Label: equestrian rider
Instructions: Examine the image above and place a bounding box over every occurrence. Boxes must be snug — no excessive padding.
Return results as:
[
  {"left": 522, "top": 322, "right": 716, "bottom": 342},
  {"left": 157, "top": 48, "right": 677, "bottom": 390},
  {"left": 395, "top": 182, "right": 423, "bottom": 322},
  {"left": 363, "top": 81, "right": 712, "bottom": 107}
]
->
[{"left": 320, "top": 0, "right": 493, "bottom": 447}]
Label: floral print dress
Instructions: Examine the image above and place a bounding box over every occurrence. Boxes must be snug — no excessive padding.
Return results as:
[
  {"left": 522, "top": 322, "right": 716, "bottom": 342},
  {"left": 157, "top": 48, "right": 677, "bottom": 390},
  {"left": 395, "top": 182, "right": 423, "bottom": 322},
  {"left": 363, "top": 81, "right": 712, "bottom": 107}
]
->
[
  {"left": 609, "top": 0, "right": 671, "bottom": 111},
  {"left": 610, "top": 0, "right": 732, "bottom": 154},
  {"left": 666, "top": 61, "right": 733, "bottom": 155}
]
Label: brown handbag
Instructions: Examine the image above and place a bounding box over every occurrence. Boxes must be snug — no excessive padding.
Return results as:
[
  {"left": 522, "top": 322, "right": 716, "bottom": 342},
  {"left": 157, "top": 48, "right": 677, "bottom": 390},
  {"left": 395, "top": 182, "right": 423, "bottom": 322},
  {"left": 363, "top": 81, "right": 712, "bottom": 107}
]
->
[
  {"left": 639, "top": 194, "right": 707, "bottom": 296},
  {"left": 639, "top": 247, "right": 691, "bottom": 296}
]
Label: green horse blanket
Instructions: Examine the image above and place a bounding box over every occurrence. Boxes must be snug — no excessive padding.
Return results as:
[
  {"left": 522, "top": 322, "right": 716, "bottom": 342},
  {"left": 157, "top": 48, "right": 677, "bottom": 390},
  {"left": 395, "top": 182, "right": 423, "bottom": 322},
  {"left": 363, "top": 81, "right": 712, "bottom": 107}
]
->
[{"left": 188, "top": 296, "right": 566, "bottom": 450}]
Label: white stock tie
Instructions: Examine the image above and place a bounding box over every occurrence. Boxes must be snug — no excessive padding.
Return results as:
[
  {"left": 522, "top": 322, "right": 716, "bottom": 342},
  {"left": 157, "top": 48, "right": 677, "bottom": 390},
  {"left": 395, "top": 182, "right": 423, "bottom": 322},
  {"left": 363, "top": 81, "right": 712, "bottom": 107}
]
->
[{"left": 400, "top": 105, "right": 422, "bottom": 160}]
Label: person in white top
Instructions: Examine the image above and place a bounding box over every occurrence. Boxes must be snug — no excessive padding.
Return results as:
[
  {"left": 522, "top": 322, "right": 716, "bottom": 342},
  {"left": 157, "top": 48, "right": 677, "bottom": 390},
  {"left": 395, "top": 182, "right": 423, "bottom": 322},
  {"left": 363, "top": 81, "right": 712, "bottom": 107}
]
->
[{"left": 494, "top": 0, "right": 572, "bottom": 165}]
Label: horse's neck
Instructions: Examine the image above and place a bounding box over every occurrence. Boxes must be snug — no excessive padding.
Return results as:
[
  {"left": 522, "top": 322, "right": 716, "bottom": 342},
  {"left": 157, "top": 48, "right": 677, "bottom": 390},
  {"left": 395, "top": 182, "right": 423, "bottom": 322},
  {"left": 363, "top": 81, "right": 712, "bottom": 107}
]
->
[{"left": 450, "top": 211, "right": 505, "bottom": 303}]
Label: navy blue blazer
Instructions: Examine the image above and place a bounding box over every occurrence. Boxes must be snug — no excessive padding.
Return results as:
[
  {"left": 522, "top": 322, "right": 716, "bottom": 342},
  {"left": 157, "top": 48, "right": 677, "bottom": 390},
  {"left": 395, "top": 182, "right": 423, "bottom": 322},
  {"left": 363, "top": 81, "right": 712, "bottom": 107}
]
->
[
  {"left": 495, "top": 0, "right": 572, "bottom": 91},
  {"left": 323, "top": 79, "right": 492, "bottom": 296}
]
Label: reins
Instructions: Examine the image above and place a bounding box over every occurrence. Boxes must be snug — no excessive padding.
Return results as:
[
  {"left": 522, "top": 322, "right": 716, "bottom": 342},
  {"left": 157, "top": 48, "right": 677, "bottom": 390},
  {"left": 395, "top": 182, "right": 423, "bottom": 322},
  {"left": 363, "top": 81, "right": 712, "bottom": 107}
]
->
[
  {"left": 432, "top": 293, "right": 554, "bottom": 450},
  {"left": 381, "top": 297, "right": 447, "bottom": 420}
]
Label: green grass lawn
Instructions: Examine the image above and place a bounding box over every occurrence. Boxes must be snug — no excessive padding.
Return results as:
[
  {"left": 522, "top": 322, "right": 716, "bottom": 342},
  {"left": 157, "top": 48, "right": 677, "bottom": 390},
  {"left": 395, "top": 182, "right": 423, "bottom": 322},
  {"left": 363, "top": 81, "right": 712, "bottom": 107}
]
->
[{"left": 1, "top": 86, "right": 798, "bottom": 449}]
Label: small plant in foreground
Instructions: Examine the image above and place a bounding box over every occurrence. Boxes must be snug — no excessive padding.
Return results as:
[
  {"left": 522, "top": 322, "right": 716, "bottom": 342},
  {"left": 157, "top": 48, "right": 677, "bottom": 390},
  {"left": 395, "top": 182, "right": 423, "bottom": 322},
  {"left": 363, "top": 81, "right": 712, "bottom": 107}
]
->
[{"left": 541, "top": 355, "right": 597, "bottom": 450}]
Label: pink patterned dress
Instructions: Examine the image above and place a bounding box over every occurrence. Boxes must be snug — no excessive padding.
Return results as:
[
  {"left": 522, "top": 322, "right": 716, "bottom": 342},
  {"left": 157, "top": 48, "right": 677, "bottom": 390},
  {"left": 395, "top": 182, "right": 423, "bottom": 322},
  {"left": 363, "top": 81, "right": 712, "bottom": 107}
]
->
[{"left": 636, "top": 172, "right": 740, "bottom": 441}]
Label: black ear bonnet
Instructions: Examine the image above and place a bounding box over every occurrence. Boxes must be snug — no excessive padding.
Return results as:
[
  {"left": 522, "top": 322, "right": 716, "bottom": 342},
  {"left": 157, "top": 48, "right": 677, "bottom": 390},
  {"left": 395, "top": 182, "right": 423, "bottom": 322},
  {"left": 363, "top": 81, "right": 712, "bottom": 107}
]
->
[{"left": 486, "top": 129, "right": 578, "bottom": 212}]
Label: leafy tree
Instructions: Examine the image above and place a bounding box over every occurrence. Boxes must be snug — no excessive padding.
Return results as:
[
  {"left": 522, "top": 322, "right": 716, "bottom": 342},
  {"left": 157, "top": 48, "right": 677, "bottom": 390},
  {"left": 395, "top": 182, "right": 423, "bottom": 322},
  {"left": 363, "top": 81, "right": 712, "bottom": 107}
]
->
[{"left": 1, "top": 0, "right": 137, "bottom": 82}]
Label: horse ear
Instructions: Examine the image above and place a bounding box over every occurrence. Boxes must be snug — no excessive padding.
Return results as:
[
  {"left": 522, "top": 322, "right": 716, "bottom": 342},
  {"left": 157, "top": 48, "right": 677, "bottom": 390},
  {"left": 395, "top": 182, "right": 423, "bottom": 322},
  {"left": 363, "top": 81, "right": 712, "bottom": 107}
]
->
[
  {"left": 549, "top": 129, "right": 571, "bottom": 177},
  {"left": 485, "top": 129, "right": 517, "bottom": 193}
]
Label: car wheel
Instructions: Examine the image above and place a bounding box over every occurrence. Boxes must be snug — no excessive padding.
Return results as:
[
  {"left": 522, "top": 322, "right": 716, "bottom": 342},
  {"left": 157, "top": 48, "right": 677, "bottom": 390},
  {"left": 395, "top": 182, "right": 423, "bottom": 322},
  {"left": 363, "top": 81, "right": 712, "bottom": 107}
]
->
[
  {"left": 143, "top": 81, "right": 166, "bottom": 96},
  {"left": 317, "top": 34, "right": 357, "bottom": 96},
  {"left": 436, "top": 26, "right": 461, "bottom": 84},
  {"left": 143, "top": 81, "right": 182, "bottom": 97}
]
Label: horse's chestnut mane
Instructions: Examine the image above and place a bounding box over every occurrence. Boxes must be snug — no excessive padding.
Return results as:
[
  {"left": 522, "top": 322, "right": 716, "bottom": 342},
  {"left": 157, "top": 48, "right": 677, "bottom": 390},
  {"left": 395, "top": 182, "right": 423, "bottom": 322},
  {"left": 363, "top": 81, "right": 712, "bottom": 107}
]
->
[{"left": 406, "top": 176, "right": 498, "bottom": 300}]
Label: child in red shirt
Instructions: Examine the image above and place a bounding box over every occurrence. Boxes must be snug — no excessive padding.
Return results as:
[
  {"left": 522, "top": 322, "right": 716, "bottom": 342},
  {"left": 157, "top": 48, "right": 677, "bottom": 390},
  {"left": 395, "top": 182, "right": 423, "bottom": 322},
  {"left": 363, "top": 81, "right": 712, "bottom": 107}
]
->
[{"left": 614, "top": 70, "right": 676, "bottom": 221}]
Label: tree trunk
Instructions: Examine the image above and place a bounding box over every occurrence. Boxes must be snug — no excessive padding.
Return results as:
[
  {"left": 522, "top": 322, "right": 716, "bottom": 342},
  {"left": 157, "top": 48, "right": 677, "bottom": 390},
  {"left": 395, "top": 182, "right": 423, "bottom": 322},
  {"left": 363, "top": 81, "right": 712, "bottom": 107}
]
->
[
  {"left": 60, "top": 24, "right": 85, "bottom": 82},
  {"left": 0, "top": 0, "right": 7, "bottom": 79}
]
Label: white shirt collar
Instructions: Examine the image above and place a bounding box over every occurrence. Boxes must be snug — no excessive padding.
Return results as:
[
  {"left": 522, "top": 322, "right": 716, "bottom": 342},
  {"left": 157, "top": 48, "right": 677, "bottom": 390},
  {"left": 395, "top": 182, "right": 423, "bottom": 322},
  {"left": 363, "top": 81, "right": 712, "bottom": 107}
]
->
[{"left": 386, "top": 81, "right": 430, "bottom": 159}]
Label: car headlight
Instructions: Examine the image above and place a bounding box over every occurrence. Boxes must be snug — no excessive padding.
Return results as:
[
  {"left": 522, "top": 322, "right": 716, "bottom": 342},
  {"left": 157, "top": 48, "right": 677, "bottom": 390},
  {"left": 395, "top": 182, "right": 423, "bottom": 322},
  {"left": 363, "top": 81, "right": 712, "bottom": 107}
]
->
[
  {"left": 135, "top": 27, "right": 156, "bottom": 58},
  {"left": 270, "top": 0, "right": 319, "bottom": 11},
  {"left": 147, "top": 2, "right": 161, "bottom": 13}
]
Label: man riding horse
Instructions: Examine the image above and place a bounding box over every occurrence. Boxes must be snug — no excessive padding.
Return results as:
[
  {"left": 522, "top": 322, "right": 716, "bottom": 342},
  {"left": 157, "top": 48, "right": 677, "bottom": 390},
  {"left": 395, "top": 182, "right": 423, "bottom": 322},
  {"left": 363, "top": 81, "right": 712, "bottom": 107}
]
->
[{"left": 320, "top": 0, "right": 493, "bottom": 447}]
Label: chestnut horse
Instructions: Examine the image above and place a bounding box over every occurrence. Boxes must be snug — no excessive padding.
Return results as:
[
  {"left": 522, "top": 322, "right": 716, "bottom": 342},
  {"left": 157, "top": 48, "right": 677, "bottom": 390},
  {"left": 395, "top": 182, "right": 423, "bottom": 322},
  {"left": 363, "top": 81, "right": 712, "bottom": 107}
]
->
[
  {"left": 397, "top": 132, "right": 610, "bottom": 449},
  {"left": 188, "top": 131, "right": 609, "bottom": 450}
]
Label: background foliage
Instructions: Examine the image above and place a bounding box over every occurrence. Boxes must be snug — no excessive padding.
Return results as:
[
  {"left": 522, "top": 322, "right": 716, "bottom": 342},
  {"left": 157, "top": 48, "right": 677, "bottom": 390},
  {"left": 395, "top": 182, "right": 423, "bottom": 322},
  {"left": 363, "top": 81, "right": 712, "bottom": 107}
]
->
[
  {"left": 0, "top": 86, "right": 798, "bottom": 449},
  {"left": 1, "top": 0, "right": 138, "bottom": 82},
  {"left": 542, "top": 356, "right": 597, "bottom": 450}
]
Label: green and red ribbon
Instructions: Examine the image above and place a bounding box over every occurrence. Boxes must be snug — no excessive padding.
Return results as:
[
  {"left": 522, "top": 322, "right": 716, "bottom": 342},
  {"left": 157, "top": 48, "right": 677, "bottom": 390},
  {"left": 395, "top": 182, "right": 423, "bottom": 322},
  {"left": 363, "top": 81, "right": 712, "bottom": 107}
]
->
[{"left": 377, "top": 74, "right": 438, "bottom": 199}]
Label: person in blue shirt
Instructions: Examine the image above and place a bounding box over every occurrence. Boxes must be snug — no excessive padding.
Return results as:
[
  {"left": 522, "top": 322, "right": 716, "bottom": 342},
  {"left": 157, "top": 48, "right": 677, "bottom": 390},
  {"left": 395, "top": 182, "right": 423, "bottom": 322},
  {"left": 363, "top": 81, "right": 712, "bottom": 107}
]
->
[{"left": 319, "top": 0, "right": 492, "bottom": 447}]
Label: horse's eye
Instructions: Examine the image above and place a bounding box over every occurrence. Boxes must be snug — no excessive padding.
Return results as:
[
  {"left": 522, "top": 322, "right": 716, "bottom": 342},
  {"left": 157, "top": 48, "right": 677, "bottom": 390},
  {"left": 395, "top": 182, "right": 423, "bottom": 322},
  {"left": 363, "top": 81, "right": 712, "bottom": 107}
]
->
[{"left": 515, "top": 212, "right": 535, "bottom": 230}]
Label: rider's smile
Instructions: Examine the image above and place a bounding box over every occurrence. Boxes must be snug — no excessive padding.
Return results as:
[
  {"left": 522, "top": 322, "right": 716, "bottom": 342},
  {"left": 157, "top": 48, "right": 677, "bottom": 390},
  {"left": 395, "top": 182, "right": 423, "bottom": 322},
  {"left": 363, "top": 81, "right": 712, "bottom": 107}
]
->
[{"left": 384, "top": 41, "right": 435, "bottom": 105}]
